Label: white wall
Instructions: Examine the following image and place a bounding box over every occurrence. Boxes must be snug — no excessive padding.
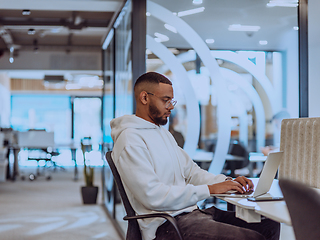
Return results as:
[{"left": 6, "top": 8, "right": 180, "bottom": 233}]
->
[{"left": 308, "top": 0, "right": 320, "bottom": 117}]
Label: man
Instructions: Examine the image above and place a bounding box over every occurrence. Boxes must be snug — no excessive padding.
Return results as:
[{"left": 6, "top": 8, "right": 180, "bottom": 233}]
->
[{"left": 110, "top": 72, "right": 280, "bottom": 240}]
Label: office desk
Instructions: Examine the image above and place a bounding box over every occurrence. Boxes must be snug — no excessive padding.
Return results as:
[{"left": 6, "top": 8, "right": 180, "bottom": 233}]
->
[
  {"left": 218, "top": 179, "right": 291, "bottom": 225},
  {"left": 55, "top": 143, "right": 79, "bottom": 181}
]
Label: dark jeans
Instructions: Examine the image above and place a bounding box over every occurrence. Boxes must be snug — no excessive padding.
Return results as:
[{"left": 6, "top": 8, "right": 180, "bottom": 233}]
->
[{"left": 155, "top": 206, "right": 280, "bottom": 240}]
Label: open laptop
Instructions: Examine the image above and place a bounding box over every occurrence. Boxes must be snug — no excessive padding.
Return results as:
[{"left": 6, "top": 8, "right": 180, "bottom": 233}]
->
[{"left": 211, "top": 151, "right": 283, "bottom": 200}]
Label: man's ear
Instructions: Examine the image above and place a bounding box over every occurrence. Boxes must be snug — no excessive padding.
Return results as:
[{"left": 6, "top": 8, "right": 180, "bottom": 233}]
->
[{"left": 140, "top": 91, "right": 148, "bottom": 105}]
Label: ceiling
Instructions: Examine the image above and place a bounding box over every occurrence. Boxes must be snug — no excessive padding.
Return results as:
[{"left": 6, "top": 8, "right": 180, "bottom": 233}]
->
[
  {"left": 0, "top": 0, "right": 300, "bottom": 81},
  {"left": 147, "top": 0, "right": 298, "bottom": 51},
  {"left": 0, "top": 0, "right": 124, "bottom": 54}
]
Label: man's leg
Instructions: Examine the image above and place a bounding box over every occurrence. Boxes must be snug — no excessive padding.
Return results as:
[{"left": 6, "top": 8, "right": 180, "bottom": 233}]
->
[
  {"left": 203, "top": 206, "right": 280, "bottom": 240},
  {"left": 155, "top": 209, "right": 266, "bottom": 240}
]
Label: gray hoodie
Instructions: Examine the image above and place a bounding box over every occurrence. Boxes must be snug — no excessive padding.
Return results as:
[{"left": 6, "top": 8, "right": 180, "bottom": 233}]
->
[{"left": 110, "top": 115, "right": 226, "bottom": 240}]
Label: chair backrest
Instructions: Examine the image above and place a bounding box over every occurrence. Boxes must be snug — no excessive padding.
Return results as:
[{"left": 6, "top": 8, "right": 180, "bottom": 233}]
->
[
  {"left": 105, "top": 151, "right": 142, "bottom": 240},
  {"left": 279, "top": 179, "right": 320, "bottom": 240},
  {"left": 226, "top": 141, "right": 249, "bottom": 169},
  {"left": 279, "top": 117, "right": 320, "bottom": 187}
]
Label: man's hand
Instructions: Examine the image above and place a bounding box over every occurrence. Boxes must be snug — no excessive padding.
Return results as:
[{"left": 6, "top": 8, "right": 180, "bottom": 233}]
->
[{"left": 208, "top": 176, "right": 254, "bottom": 194}]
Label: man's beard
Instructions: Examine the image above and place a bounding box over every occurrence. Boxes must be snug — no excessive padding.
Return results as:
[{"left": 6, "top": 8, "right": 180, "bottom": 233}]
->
[{"left": 149, "top": 103, "right": 168, "bottom": 126}]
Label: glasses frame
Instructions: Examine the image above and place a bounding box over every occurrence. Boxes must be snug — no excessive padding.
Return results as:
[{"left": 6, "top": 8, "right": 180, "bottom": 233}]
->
[{"left": 146, "top": 92, "right": 177, "bottom": 109}]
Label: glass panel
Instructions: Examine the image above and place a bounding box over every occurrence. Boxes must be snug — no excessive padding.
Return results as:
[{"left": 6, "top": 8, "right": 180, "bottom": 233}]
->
[
  {"left": 11, "top": 94, "right": 71, "bottom": 144},
  {"left": 73, "top": 97, "right": 102, "bottom": 147}
]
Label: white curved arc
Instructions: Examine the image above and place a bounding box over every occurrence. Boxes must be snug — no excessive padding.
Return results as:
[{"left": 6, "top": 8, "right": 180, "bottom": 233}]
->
[
  {"left": 156, "top": 51, "right": 266, "bottom": 152},
  {"left": 212, "top": 51, "right": 278, "bottom": 115},
  {"left": 220, "top": 68, "right": 266, "bottom": 151},
  {"left": 148, "top": 1, "right": 231, "bottom": 175},
  {"left": 146, "top": 35, "right": 200, "bottom": 156}
]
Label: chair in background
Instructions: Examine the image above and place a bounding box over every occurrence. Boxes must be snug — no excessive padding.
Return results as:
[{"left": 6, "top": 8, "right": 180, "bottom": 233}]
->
[
  {"left": 105, "top": 151, "right": 183, "bottom": 240},
  {"left": 223, "top": 141, "right": 249, "bottom": 177},
  {"left": 279, "top": 179, "right": 320, "bottom": 240}
]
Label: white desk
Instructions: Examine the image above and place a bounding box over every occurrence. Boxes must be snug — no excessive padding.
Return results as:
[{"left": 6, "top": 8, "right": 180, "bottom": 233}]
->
[{"left": 218, "top": 179, "right": 291, "bottom": 225}]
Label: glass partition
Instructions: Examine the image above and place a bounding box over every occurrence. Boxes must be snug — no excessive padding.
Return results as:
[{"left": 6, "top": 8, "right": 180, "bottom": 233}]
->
[{"left": 101, "top": 0, "right": 132, "bottom": 236}]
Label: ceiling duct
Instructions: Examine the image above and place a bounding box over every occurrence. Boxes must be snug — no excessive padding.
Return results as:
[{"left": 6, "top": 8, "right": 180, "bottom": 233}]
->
[{"left": 44, "top": 75, "right": 65, "bottom": 83}]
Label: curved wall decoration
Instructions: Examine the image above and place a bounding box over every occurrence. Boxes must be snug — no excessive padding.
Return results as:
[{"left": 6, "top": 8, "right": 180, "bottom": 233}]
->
[
  {"left": 148, "top": 1, "right": 231, "bottom": 175},
  {"left": 156, "top": 51, "right": 268, "bottom": 152},
  {"left": 146, "top": 35, "right": 200, "bottom": 157}
]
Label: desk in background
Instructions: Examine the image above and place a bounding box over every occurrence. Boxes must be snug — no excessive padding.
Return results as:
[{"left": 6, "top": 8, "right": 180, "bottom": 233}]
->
[{"left": 192, "top": 149, "right": 246, "bottom": 173}]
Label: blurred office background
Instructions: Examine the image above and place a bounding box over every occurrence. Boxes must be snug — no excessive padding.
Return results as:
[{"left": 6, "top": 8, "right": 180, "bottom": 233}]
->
[{"left": 0, "top": 0, "right": 319, "bottom": 239}]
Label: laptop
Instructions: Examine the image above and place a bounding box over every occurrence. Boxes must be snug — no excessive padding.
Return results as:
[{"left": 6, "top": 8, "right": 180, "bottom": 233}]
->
[{"left": 211, "top": 151, "right": 284, "bottom": 200}]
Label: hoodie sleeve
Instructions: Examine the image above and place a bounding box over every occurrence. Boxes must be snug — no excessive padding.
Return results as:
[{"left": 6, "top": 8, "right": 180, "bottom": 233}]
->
[
  {"left": 116, "top": 145, "right": 210, "bottom": 212},
  {"left": 178, "top": 148, "right": 227, "bottom": 185}
]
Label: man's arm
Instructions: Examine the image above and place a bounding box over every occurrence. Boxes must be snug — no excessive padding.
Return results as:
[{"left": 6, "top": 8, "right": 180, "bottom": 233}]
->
[
  {"left": 178, "top": 148, "right": 254, "bottom": 194},
  {"left": 115, "top": 146, "right": 210, "bottom": 211}
]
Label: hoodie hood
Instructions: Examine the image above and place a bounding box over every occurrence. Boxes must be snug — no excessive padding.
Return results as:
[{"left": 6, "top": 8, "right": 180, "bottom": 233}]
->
[{"left": 110, "top": 115, "right": 158, "bottom": 143}]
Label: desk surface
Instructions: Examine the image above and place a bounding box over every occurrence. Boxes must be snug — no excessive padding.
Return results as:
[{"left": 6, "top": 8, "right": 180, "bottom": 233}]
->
[
  {"left": 192, "top": 149, "right": 245, "bottom": 162},
  {"left": 219, "top": 178, "right": 291, "bottom": 225}
]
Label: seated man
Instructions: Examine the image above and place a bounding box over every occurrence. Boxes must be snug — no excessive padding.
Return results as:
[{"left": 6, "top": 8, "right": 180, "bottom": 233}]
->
[{"left": 110, "top": 72, "right": 280, "bottom": 240}]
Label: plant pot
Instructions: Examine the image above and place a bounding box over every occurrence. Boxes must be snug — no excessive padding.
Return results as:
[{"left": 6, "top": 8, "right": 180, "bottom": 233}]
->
[{"left": 81, "top": 186, "right": 99, "bottom": 204}]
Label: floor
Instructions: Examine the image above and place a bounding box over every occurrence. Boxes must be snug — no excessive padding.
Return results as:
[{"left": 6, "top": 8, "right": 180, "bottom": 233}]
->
[{"left": 0, "top": 166, "right": 121, "bottom": 240}]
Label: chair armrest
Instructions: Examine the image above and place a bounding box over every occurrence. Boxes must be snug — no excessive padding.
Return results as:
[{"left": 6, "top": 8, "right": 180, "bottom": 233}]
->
[{"left": 124, "top": 213, "right": 183, "bottom": 240}]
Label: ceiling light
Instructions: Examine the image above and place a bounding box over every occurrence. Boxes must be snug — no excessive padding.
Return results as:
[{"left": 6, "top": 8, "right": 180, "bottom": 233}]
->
[
  {"left": 267, "top": 0, "right": 298, "bottom": 7},
  {"left": 177, "top": 7, "right": 205, "bottom": 17},
  {"left": 22, "top": 10, "right": 31, "bottom": 16},
  {"left": 228, "top": 24, "right": 261, "bottom": 32},
  {"left": 293, "top": 26, "right": 299, "bottom": 30},
  {"left": 154, "top": 32, "right": 169, "bottom": 42},
  {"left": 9, "top": 46, "right": 14, "bottom": 63},
  {"left": 146, "top": 12, "right": 151, "bottom": 16},
  {"left": 205, "top": 39, "right": 215, "bottom": 44},
  {"left": 168, "top": 48, "right": 180, "bottom": 54},
  {"left": 164, "top": 24, "right": 177, "bottom": 33},
  {"left": 259, "top": 40, "right": 268, "bottom": 45},
  {"left": 28, "top": 29, "right": 36, "bottom": 35},
  {"left": 193, "top": 0, "right": 203, "bottom": 4}
]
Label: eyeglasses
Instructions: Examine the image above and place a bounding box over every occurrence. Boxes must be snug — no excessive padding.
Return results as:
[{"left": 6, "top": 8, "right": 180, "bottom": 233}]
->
[{"left": 147, "top": 92, "right": 177, "bottom": 109}]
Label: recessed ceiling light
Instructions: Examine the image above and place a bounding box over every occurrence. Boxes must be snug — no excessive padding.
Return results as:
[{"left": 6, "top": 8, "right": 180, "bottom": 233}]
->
[
  {"left": 228, "top": 24, "right": 261, "bottom": 32},
  {"left": 193, "top": 0, "right": 203, "bottom": 4},
  {"left": 267, "top": 0, "right": 298, "bottom": 7},
  {"left": 293, "top": 26, "right": 299, "bottom": 30},
  {"left": 205, "top": 39, "right": 215, "bottom": 44},
  {"left": 259, "top": 40, "right": 268, "bottom": 45},
  {"left": 177, "top": 7, "right": 205, "bottom": 17},
  {"left": 164, "top": 24, "right": 177, "bottom": 33},
  {"left": 28, "top": 29, "right": 36, "bottom": 35},
  {"left": 154, "top": 32, "right": 169, "bottom": 42},
  {"left": 146, "top": 12, "right": 151, "bottom": 17},
  {"left": 22, "top": 9, "right": 31, "bottom": 16}
]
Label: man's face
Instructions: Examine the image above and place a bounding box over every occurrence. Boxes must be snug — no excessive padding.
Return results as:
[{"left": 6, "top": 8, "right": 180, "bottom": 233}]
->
[{"left": 147, "top": 83, "right": 174, "bottom": 126}]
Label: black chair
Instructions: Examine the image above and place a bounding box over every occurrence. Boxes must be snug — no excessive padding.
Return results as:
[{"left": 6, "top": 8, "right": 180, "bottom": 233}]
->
[
  {"left": 224, "top": 141, "right": 250, "bottom": 177},
  {"left": 105, "top": 151, "right": 183, "bottom": 240},
  {"left": 279, "top": 179, "right": 320, "bottom": 240}
]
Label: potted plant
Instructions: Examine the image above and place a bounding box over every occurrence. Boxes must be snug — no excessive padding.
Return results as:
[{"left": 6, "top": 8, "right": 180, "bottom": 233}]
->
[{"left": 80, "top": 137, "right": 99, "bottom": 204}]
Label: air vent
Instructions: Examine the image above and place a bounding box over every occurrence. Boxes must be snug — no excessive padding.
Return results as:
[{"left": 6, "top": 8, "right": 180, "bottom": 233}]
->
[{"left": 44, "top": 75, "right": 65, "bottom": 83}]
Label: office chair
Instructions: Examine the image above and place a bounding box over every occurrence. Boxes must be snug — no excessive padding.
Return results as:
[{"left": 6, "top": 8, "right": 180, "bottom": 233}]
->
[
  {"left": 279, "top": 179, "right": 320, "bottom": 240},
  {"left": 224, "top": 141, "right": 250, "bottom": 177},
  {"left": 105, "top": 151, "right": 183, "bottom": 240}
]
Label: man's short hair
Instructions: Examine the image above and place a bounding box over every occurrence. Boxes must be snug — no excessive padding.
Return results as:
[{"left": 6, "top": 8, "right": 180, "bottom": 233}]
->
[{"left": 134, "top": 72, "right": 172, "bottom": 91}]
